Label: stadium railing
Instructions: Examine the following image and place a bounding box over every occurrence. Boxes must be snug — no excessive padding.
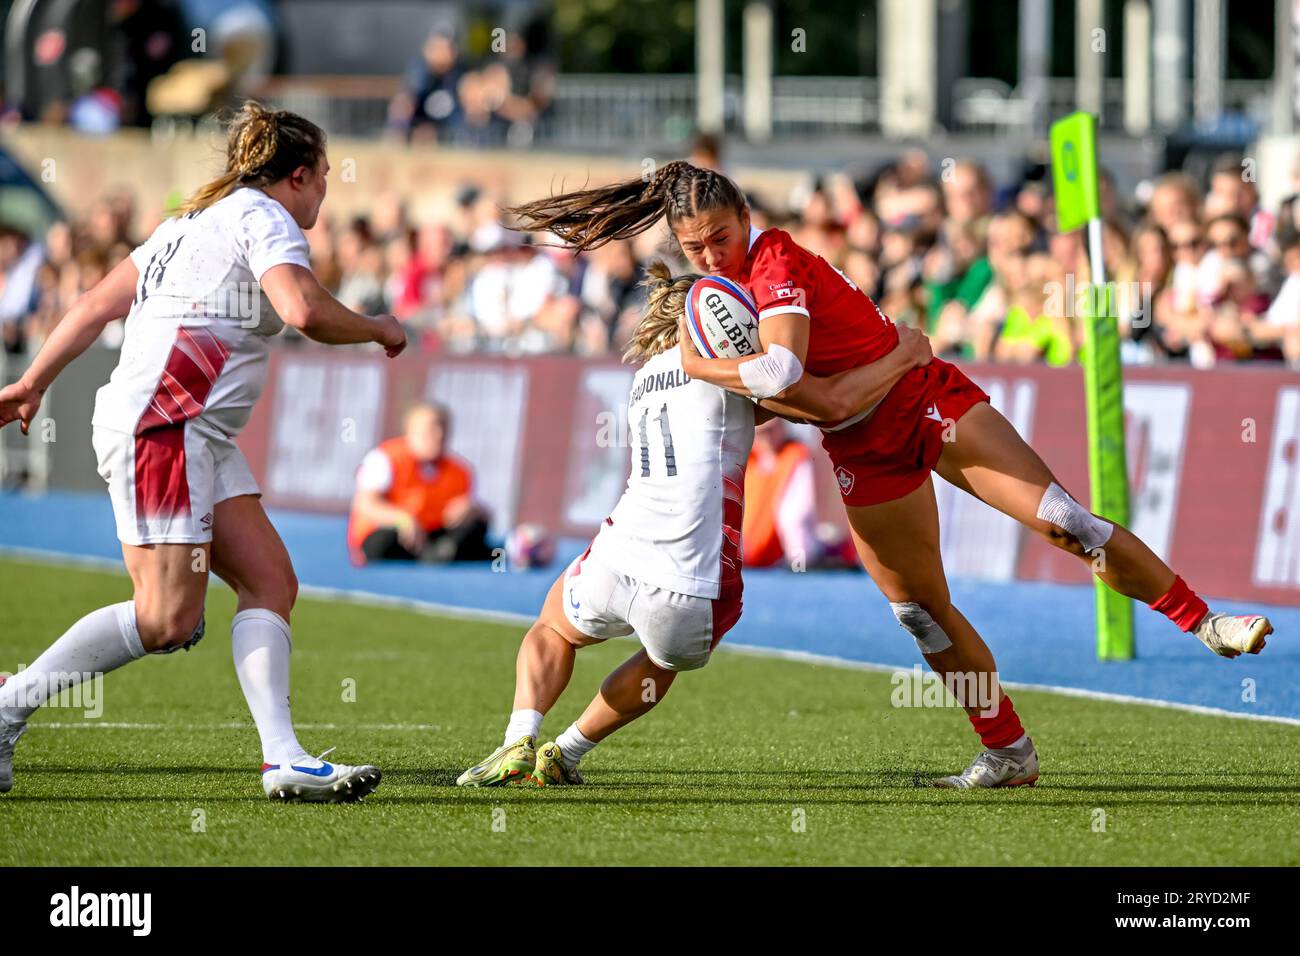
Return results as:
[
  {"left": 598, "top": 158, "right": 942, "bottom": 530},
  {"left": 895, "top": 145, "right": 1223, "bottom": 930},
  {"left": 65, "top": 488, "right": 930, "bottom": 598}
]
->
[{"left": 255, "top": 73, "right": 882, "bottom": 143}]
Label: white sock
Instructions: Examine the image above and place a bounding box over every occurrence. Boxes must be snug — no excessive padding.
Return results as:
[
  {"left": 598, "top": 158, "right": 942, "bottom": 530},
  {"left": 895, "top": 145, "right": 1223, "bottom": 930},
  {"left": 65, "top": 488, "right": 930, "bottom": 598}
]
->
[
  {"left": 996, "top": 734, "right": 1030, "bottom": 754},
  {"left": 0, "top": 601, "right": 144, "bottom": 725},
  {"left": 555, "top": 723, "right": 597, "bottom": 767},
  {"left": 231, "top": 609, "right": 307, "bottom": 766},
  {"left": 504, "top": 708, "right": 544, "bottom": 746}
]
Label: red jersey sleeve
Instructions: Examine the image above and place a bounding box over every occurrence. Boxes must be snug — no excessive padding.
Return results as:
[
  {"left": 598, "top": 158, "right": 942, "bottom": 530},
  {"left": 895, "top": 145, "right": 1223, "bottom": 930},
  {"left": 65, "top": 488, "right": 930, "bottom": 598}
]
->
[{"left": 746, "top": 233, "right": 813, "bottom": 322}]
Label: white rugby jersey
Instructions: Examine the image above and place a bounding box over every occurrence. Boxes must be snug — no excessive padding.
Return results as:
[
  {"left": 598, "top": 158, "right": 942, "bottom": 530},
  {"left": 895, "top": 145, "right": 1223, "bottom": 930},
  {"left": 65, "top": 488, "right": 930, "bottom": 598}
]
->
[
  {"left": 92, "top": 187, "right": 312, "bottom": 439},
  {"left": 589, "top": 347, "right": 755, "bottom": 599}
]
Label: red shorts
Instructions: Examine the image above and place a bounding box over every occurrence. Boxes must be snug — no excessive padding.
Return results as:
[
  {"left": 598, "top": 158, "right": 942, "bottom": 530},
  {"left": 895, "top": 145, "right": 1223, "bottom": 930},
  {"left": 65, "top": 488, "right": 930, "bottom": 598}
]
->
[{"left": 820, "top": 357, "right": 989, "bottom": 507}]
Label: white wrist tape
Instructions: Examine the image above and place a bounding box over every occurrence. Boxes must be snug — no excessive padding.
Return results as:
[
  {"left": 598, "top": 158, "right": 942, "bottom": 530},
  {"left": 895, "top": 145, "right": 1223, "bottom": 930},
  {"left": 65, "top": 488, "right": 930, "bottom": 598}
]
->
[{"left": 738, "top": 343, "right": 804, "bottom": 400}]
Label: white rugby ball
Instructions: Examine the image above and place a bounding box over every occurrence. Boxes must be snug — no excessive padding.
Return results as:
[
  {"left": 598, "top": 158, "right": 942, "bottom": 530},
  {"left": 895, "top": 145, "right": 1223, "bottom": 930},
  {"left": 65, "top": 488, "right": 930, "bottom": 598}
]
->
[{"left": 685, "top": 276, "right": 761, "bottom": 359}]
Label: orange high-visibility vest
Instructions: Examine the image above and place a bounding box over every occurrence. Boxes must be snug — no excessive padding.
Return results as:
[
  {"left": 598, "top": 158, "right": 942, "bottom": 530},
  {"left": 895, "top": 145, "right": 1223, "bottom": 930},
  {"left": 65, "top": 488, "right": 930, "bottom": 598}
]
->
[
  {"left": 347, "top": 438, "right": 472, "bottom": 550},
  {"left": 742, "top": 440, "right": 810, "bottom": 567}
]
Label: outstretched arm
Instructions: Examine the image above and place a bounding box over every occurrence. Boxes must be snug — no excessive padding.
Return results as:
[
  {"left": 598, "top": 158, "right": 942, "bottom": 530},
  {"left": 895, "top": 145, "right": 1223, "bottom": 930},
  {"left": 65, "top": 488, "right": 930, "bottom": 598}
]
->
[
  {"left": 0, "top": 255, "right": 139, "bottom": 434},
  {"left": 260, "top": 264, "right": 407, "bottom": 355}
]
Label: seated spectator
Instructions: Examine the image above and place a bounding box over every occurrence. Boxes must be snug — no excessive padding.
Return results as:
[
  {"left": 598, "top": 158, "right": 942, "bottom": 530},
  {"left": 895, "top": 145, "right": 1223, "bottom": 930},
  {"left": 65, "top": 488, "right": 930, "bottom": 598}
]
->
[
  {"left": 742, "top": 421, "right": 817, "bottom": 570},
  {"left": 1201, "top": 213, "right": 1278, "bottom": 301},
  {"left": 1167, "top": 218, "right": 1206, "bottom": 313},
  {"left": 1146, "top": 172, "right": 1202, "bottom": 232},
  {"left": 994, "top": 252, "right": 1074, "bottom": 367},
  {"left": 576, "top": 240, "right": 639, "bottom": 352},
  {"left": 1244, "top": 230, "right": 1300, "bottom": 365},
  {"left": 1121, "top": 224, "right": 1177, "bottom": 362},
  {"left": 943, "top": 159, "right": 994, "bottom": 227},
  {"left": 348, "top": 404, "right": 493, "bottom": 565},
  {"left": 0, "top": 227, "right": 44, "bottom": 353},
  {"left": 1206, "top": 258, "right": 1270, "bottom": 361},
  {"left": 389, "top": 31, "right": 465, "bottom": 143},
  {"left": 742, "top": 421, "right": 854, "bottom": 570},
  {"left": 923, "top": 218, "right": 992, "bottom": 342},
  {"left": 957, "top": 210, "right": 1037, "bottom": 360}
]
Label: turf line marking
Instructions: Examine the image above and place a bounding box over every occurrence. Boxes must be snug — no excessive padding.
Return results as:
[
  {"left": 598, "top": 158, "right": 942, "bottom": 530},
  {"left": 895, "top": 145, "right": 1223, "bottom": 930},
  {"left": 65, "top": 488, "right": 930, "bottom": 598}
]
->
[
  {"left": 5, "top": 544, "right": 1298, "bottom": 729},
  {"left": 0, "top": 545, "right": 534, "bottom": 627},
  {"left": 32, "top": 722, "right": 441, "bottom": 731},
  {"left": 716, "top": 643, "right": 1300, "bottom": 728}
]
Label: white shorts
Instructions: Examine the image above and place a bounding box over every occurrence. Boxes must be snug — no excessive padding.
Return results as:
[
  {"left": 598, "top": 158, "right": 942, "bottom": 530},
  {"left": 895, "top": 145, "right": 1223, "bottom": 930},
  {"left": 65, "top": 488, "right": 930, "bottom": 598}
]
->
[
  {"left": 561, "top": 548, "right": 741, "bottom": 671},
  {"left": 92, "top": 421, "right": 260, "bottom": 546}
]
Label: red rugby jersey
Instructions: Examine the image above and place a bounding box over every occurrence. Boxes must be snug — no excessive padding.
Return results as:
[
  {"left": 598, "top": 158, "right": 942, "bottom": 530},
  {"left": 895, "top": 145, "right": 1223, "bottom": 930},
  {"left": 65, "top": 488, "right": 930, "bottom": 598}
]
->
[{"left": 738, "top": 228, "right": 898, "bottom": 377}]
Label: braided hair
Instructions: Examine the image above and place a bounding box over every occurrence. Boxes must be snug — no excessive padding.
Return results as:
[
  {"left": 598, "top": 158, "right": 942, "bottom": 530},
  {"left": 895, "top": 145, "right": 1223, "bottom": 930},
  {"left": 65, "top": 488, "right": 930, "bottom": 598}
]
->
[{"left": 507, "top": 160, "right": 748, "bottom": 252}]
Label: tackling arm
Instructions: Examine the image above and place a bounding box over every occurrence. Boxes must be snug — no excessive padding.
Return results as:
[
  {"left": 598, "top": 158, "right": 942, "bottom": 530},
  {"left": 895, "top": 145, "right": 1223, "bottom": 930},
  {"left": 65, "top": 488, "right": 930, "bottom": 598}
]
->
[{"left": 760, "top": 324, "right": 931, "bottom": 424}]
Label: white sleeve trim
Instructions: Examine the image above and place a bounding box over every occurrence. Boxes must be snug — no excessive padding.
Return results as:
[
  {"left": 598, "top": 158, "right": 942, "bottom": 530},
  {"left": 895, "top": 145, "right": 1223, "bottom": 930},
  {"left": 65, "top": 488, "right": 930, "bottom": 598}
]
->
[{"left": 758, "top": 305, "right": 810, "bottom": 320}]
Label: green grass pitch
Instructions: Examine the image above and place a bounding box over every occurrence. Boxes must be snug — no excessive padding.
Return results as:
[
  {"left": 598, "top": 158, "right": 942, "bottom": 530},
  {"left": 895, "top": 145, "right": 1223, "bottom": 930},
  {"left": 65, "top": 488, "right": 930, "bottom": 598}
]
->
[{"left": 2, "top": 556, "right": 1297, "bottom": 866}]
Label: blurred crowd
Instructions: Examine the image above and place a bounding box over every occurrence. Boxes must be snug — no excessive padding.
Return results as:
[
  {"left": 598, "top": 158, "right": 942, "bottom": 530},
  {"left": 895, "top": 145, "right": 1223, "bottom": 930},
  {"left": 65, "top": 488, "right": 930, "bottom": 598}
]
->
[
  {"left": 385, "top": 30, "right": 555, "bottom": 149},
  {"left": 1, "top": 192, "right": 138, "bottom": 353},
  {"left": 3, "top": 140, "right": 1299, "bottom": 368}
]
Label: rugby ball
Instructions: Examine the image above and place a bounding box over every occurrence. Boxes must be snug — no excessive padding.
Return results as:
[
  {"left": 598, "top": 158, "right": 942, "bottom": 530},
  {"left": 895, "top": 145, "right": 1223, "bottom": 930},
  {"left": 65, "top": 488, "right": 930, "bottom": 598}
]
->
[{"left": 685, "top": 276, "right": 760, "bottom": 359}]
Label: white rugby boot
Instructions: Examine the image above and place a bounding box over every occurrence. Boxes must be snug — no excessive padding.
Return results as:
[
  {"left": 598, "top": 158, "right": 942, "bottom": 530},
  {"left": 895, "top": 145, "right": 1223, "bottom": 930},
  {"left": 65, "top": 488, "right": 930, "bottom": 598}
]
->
[
  {"left": 934, "top": 737, "right": 1039, "bottom": 789},
  {"left": 1192, "top": 613, "right": 1271, "bottom": 659},
  {"left": 261, "top": 747, "right": 382, "bottom": 803}
]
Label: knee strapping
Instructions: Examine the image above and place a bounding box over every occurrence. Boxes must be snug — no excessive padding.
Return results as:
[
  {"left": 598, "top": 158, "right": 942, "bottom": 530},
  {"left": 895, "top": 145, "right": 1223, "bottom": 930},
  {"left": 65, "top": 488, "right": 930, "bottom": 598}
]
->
[
  {"left": 890, "top": 602, "right": 952, "bottom": 654},
  {"left": 1035, "top": 481, "right": 1113, "bottom": 551}
]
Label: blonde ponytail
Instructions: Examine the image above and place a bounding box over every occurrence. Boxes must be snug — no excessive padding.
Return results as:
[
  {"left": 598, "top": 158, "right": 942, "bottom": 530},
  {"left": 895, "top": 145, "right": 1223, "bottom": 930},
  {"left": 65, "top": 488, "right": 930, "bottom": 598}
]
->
[
  {"left": 624, "top": 261, "right": 700, "bottom": 363},
  {"left": 179, "top": 101, "right": 326, "bottom": 215}
]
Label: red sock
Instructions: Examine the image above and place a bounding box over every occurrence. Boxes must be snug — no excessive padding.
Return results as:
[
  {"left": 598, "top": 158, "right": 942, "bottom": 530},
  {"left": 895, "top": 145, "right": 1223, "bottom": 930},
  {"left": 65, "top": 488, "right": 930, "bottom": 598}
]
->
[
  {"left": 968, "top": 694, "right": 1025, "bottom": 750},
  {"left": 1149, "top": 575, "right": 1208, "bottom": 632}
]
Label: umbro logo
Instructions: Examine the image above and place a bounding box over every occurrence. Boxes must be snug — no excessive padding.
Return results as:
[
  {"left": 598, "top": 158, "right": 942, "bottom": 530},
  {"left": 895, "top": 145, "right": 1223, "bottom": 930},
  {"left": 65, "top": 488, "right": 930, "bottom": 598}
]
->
[
  {"left": 925, "top": 404, "right": 943, "bottom": 423},
  {"left": 835, "top": 466, "right": 855, "bottom": 496},
  {"left": 199, "top": 512, "right": 213, "bottom": 528}
]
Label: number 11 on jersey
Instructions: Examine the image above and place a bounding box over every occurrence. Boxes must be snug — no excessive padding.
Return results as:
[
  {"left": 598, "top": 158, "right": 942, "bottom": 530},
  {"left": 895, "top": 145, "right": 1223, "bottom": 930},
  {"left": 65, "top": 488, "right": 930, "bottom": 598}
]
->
[{"left": 638, "top": 403, "right": 676, "bottom": 478}]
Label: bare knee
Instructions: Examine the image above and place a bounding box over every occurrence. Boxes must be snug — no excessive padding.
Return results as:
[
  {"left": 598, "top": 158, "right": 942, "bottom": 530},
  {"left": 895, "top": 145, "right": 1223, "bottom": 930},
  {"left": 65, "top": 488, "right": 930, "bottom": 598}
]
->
[
  {"left": 230, "top": 564, "right": 297, "bottom": 618},
  {"left": 602, "top": 664, "right": 674, "bottom": 709},
  {"left": 136, "top": 604, "right": 205, "bottom": 653},
  {"left": 534, "top": 617, "right": 597, "bottom": 650}
]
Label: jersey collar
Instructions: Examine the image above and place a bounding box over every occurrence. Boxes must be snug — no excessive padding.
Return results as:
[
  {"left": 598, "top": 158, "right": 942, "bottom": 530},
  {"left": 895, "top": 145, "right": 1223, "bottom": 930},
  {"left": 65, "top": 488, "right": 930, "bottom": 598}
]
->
[{"left": 747, "top": 225, "right": 763, "bottom": 253}]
